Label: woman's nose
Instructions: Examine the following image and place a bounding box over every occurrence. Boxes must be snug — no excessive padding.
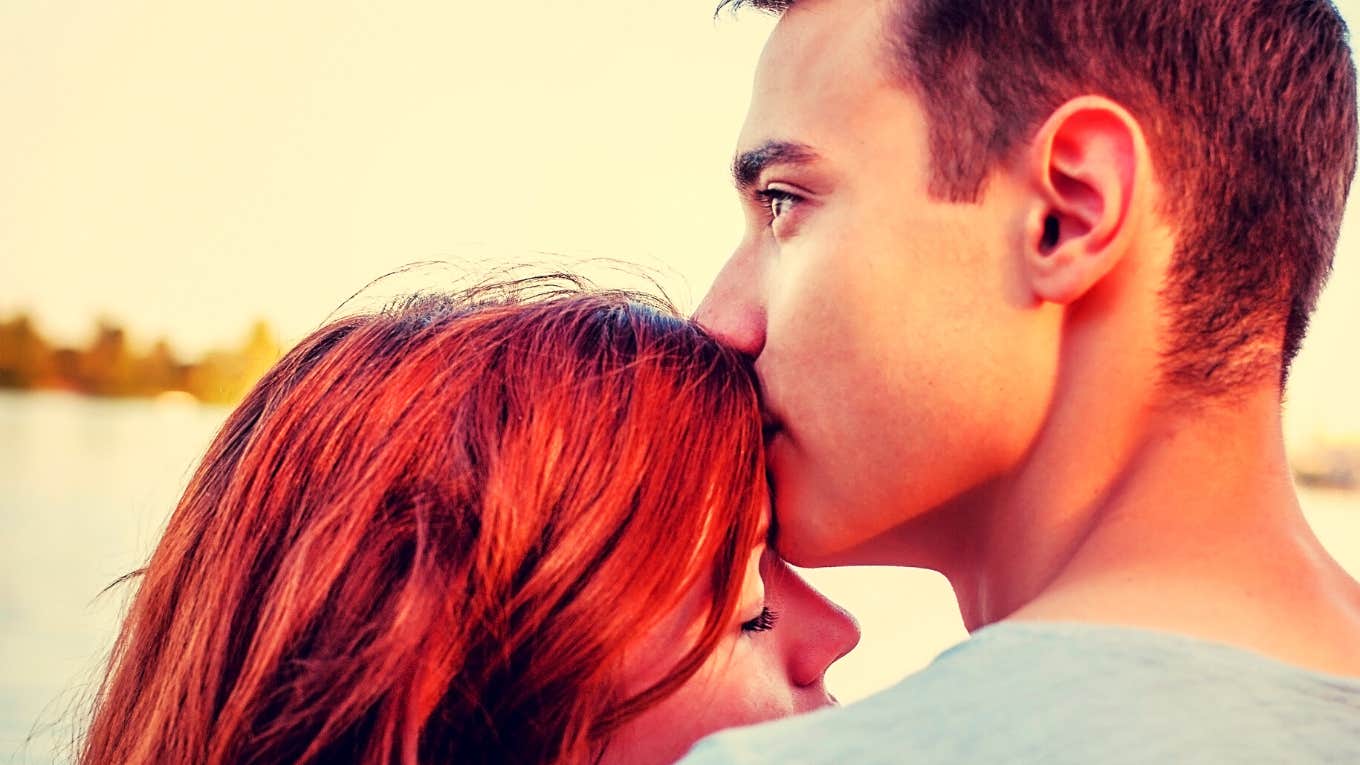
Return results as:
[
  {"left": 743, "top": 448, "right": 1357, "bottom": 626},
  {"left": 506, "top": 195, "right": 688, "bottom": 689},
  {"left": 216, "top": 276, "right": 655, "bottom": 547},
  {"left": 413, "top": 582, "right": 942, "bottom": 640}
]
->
[{"left": 782, "top": 568, "right": 861, "bottom": 688}]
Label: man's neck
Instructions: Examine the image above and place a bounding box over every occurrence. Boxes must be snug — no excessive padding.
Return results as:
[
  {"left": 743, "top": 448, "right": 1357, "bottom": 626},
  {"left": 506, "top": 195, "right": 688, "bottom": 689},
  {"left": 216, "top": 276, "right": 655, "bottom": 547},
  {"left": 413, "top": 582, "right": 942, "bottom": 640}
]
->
[{"left": 949, "top": 387, "right": 1360, "bottom": 676}]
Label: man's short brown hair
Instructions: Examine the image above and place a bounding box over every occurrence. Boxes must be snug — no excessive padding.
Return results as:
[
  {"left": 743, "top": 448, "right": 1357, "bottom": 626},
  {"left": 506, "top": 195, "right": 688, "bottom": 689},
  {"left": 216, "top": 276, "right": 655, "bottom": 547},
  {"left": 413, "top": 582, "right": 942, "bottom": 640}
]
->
[{"left": 720, "top": 0, "right": 1358, "bottom": 395}]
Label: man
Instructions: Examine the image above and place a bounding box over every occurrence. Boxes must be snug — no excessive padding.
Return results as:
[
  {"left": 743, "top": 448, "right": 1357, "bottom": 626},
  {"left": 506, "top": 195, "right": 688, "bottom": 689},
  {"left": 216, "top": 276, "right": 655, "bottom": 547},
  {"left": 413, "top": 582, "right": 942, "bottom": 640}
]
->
[{"left": 684, "top": 0, "right": 1360, "bottom": 761}]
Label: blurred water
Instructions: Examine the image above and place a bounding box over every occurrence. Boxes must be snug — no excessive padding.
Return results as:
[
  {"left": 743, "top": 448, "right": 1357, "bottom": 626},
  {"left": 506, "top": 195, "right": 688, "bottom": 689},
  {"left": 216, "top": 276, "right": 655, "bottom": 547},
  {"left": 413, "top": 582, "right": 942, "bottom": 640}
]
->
[
  {"left": 2, "top": 391, "right": 1357, "bottom": 762},
  {"left": 1, "top": 392, "right": 230, "bottom": 763}
]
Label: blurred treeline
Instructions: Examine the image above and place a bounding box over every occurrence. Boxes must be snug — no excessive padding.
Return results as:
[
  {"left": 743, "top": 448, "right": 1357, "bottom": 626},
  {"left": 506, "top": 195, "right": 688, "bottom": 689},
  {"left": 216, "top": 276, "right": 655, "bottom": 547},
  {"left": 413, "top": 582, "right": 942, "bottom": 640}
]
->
[{"left": 0, "top": 313, "right": 280, "bottom": 404}]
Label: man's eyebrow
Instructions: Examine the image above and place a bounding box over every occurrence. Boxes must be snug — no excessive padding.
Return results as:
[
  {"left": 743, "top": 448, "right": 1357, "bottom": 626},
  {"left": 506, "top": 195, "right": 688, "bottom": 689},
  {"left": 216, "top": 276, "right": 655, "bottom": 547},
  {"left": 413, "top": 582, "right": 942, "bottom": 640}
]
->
[{"left": 732, "top": 140, "right": 820, "bottom": 193}]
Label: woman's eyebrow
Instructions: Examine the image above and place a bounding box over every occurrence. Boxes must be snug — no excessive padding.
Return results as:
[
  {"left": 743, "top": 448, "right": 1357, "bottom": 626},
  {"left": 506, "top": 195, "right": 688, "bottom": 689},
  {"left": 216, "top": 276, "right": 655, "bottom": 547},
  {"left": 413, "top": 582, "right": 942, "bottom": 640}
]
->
[{"left": 732, "top": 140, "right": 821, "bottom": 193}]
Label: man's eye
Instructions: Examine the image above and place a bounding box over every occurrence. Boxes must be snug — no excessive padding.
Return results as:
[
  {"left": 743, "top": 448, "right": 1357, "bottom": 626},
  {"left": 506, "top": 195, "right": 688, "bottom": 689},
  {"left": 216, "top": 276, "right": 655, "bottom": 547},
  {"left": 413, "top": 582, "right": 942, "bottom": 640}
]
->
[
  {"left": 756, "top": 188, "right": 800, "bottom": 222},
  {"left": 741, "top": 607, "right": 780, "bottom": 633}
]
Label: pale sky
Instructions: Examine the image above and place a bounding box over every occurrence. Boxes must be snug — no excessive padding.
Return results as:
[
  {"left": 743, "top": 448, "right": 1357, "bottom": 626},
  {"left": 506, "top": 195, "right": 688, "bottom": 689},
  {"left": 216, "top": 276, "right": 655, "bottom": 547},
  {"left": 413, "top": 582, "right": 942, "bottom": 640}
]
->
[{"left": 1, "top": 1, "right": 1357, "bottom": 436}]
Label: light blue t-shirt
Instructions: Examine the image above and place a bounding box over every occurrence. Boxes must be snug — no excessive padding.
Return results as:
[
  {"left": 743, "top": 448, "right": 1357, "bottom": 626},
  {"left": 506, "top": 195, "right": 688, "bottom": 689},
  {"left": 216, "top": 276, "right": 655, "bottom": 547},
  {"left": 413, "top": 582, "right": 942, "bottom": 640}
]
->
[{"left": 682, "top": 621, "right": 1360, "bottom": 764}]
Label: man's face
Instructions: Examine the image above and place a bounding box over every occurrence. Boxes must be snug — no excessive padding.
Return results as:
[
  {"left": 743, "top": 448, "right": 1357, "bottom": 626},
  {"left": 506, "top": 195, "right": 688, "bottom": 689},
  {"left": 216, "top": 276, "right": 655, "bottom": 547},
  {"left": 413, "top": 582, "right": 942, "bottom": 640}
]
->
[{"left": 696, "top": 0, "right": 1060, "bottom": 565}]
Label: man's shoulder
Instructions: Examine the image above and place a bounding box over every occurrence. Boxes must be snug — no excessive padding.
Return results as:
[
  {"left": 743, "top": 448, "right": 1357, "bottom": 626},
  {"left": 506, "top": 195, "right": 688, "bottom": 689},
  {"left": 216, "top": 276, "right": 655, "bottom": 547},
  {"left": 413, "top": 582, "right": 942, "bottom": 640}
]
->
[
  {"left": 679, "top": 622, "right": 1062, "bottom": 764},
  {"left": 680, "top": 621, "right": 1360, "bottom": 764}
]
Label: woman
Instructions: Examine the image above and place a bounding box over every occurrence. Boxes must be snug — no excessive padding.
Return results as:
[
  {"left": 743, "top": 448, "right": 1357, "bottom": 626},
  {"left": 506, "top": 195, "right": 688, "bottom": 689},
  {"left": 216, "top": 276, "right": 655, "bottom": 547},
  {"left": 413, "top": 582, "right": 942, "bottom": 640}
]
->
[{"left": 80, "top": 276, "right": 858, "bottom": 764}]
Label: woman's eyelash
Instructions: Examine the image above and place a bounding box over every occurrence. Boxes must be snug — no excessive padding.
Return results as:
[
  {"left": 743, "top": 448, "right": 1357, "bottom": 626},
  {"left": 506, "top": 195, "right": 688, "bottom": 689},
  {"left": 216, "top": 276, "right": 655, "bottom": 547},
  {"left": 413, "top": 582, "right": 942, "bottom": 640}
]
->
[{"left": 741, "top": 607, "right": 780, "bottom": 633}]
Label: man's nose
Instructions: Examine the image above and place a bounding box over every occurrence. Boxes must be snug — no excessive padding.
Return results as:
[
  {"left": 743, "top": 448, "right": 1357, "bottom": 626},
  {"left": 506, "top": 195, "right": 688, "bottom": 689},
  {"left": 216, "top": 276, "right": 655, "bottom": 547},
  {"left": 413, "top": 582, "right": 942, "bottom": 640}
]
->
[{"left": 692, "top": 244, "right": 767, "bottom": 358}]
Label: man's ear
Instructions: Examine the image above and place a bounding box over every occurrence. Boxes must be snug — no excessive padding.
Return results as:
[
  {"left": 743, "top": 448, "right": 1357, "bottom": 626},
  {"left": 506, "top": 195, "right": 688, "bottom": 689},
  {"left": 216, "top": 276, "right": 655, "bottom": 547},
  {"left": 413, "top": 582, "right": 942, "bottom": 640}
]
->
[{"left": 1023, "top": 96, "right": 1145, "bottom": 305}]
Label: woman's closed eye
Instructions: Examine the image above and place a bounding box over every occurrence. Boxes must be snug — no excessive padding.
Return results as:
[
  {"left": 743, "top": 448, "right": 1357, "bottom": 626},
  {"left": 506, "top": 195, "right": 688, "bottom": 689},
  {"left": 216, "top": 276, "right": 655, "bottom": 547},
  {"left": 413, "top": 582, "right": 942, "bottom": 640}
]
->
[{"left": 741, "top": 607, "right": 780, "bottom": 633}]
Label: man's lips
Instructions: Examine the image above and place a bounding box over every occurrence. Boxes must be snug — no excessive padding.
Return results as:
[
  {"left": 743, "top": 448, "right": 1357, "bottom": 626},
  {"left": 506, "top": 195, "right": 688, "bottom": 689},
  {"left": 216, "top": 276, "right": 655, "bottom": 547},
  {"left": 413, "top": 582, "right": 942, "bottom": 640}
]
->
[{"left": 761, "top": 412, "right": 783, "bottom": 443}]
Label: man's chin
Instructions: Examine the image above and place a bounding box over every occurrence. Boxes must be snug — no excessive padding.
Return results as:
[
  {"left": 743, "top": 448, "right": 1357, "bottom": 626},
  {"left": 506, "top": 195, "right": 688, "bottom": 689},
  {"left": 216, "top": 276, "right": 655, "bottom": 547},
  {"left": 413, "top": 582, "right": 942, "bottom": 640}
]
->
[
  {"left": 769, "top": 519, "right": 857, "bottom": 568},
  {"left": 773, "top": 498, "right": 914, "bottom": 568},
  {"left": 766, "top": 446, "right": 875, "bottom": 566}
]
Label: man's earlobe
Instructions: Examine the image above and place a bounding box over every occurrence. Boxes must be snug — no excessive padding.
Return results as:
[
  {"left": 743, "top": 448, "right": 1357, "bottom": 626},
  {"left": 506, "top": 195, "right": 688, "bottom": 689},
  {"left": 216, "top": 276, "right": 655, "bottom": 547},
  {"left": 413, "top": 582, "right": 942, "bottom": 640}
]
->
[{"left": 1022, "top": 96, "right": 1146, "bottom": 305}]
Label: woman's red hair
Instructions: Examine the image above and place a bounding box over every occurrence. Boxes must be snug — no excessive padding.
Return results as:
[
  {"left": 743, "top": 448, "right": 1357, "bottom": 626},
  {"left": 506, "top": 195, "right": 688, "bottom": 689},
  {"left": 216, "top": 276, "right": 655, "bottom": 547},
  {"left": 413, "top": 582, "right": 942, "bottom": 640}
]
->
[{"left": 79, "top": 277, "right": 767, "bottom": 764}]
